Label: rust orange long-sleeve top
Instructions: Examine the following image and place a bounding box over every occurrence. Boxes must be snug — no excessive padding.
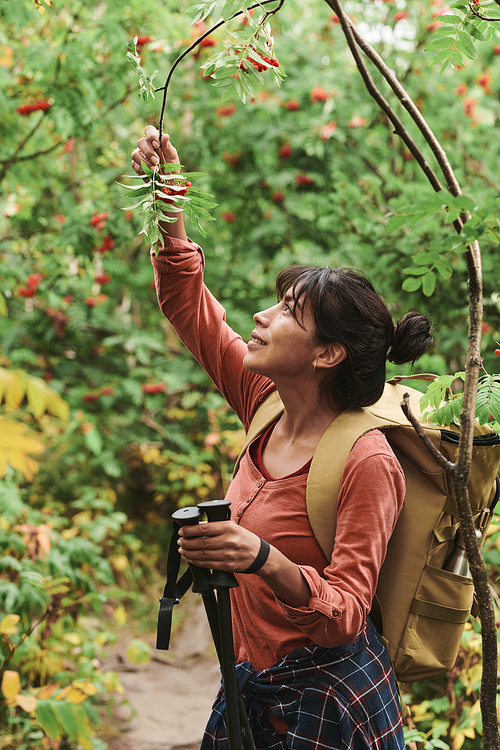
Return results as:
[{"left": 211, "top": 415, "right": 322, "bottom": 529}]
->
[{"left": 151, "top": 237, "right": 405, "bottom": 674}]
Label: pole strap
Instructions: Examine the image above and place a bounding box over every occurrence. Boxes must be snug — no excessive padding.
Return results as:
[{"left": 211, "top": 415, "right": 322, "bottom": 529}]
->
[{"left": 156, "top": 527, "right": 193, "bottom": 650}]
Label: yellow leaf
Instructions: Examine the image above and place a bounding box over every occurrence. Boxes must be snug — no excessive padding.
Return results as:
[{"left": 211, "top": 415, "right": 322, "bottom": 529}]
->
[
  {"left": 114, "top": 604, "right": 127, "bottom": 625},
  {"left": 54, "top": 685, "right": 72, "bottom": 700},
  {"left": 3, "top": 450, "right": 39, "bottom": 482},
  {"left": 66, "top": 687, "right": 87, "bottom": 704},
  {"left": 15, "top": 694, "right": 37, "bottom": 713},
  {"left": 125, "top": 638, "right": 151, "bottom": 665},
  {"left": 0, "top": 614, "right": 20, "bottom": 635},
  {"left": 101, "top": 671, "right": 125, "bottom": 695},
  {"left": 71, "top": 510, "right": 92, "bottom": 526},
  {"left": 1, "top": 670, "right": 20, "bottom": 700},
  {"left": 72, "top": 680, "right": 98, "bottom": 696},
  {"left": 61, "top": 527, "right": 79, "bottom": 540},
  {"left": 46, "top": 389, "right": 70, "bottom": 421},
  {"left": 25, "top": 378, "right": 49, "bottom": 420},
  {"left": 463, "top": 727, "right": 476, "bottom": 738},
  {"left": 453, "top": 732, "right": 465, "bottom": 750},
  {"left": 0, "top": 369, "right": 25, "bottom": 410},
  {"left": 110, "top": 554, "right": 129, "bottom": 572},
  {"left": 36, "top": 682, "right": 59, "bottom": 700},
  {"left": 63, "top": 633, "right": 81, "bottom": 646},
  {"left": 0, "top": 293, "right": 7, "bottom": 315}
]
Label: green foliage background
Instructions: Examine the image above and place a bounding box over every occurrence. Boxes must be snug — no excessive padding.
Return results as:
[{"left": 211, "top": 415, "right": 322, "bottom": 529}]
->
[{"left": 1, "top": 0, "right": 500, "bottom": 747}]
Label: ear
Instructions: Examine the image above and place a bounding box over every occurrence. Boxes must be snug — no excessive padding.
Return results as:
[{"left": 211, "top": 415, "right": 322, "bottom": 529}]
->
[{"left": 315, "top": 343, "right": 346, "bottom": 370}]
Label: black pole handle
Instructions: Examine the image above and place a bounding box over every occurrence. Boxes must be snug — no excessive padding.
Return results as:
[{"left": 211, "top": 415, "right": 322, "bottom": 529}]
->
[
  {"left": 172, "top": 507, "right": 212, "bottom": 595},
  {"left": 198, "top": 500, "right": 239, "bottom": 590}
]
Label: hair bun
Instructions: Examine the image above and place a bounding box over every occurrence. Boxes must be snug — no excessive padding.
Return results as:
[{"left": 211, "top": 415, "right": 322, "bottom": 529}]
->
[{"left": 388, "top": 312, "right": 434, "bottom": 365}]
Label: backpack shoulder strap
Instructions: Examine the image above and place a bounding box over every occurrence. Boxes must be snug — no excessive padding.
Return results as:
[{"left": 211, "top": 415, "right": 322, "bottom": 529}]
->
[
  {"left": 233, "top": 390, "right": 284, "bottom": 476},
  {"left": 307, "top": 381, "right": 425, "bottom": 560}
]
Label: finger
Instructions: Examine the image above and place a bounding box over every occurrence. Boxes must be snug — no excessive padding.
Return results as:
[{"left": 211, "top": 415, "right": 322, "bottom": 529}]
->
[
  {"left": 137, "top": 137, "right": 161, "bottom": 167},
  {"left": 131, "top": 147, "right": 151, "bottom": 176}
]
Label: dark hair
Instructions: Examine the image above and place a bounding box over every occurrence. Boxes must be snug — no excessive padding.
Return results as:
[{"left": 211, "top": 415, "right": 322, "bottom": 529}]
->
[{"left": 275, "top": 265, "right": 434, "bottom": 410}]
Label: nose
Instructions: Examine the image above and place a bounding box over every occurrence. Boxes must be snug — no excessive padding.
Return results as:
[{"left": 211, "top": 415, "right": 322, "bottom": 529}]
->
[{"left": 253, "top": 302, "right": 278, "bottom": 326}]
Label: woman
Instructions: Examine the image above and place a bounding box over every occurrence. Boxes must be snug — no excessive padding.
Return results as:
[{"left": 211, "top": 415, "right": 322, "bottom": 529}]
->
[{"left": 131, "top": 126, "right": 433, "bottom": 749}]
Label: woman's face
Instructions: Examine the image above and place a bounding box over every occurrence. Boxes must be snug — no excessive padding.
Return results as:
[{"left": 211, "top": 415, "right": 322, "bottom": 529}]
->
[{"left": 243, "top": 289, "right": 320, "bottom": 380}]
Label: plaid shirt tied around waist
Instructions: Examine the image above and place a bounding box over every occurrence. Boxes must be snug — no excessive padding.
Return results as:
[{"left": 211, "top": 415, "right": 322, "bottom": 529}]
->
[{"left": 201, "top": 619, "right": 405, "bottom": 750}]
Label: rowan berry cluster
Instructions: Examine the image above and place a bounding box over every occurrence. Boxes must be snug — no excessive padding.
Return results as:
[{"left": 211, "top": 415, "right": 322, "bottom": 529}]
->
[
  {"left": 96, "top": 235, "right": 114, "bottom": 253},
  {"left": 19, "top": 273, "right": 42, "bottom": 298},
  {"left": 90, "top": 212, "right": 109, "bottom": 230},
  {"left": 238, "top": 46, "right": 279, "bottom": 74},
  {"left": 17, "top": 100, "right": 52, "bottom": 116}
]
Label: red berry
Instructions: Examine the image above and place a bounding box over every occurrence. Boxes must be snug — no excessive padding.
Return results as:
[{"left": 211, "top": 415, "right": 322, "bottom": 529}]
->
[
  {"left": 221, "top": 211, "right": 236, "bottom": 223},
  {"left": 17, "top": 100, "right": 52, "bottom": 116},
  {"left": 272, "top": 191, "right": 285, "bottom": 203},
  {"left": 142, "top": 383, "right": 166, "bottom": 393},
  {"left": 495, "top": 349, "right": 500, "bottom": 357},
  {"left": 310, "top": 87, "right": 329, "bottom": 103},
  {"left": 136, "top": 35, "right": 153, "bottom": 46},
  {"left": 278, "top": 143, "right": 293, "bottom": 160},
  {"left": 216, "top": 105, "right": 237, "bottom": 117},
  {"left": 90, "top": 212, "right": 109, "bottom": 229},
  {"left": 200, "top": 36, "right": 216, "bottom": 47},
  {"left": 19, "top": 287, "right": 35, "bottom": 298},
  {"left": 284, "top": 99, "right": 300, "bottom": 111},
  {"left": 94, "top": 272, "right": 112, "bottom": 285},
  {"left": 83, "top": 393, "right": 100, "bottom": 402},
  {"left": 96, "top": 234, "right": 114, "bottom": 253},
  {"left": 295, "top": 174, "right": 315, "bottom": 187},
  {"left": 27, "top": 272, "right": 42, "bottom": 289},
  {"left": 101, "top": 387, "right": 115, "bottom": 396}
]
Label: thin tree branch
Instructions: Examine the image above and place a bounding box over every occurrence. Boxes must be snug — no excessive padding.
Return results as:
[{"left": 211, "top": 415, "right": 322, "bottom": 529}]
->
[
  {"left": 467, "top": 2, "right": 500, "bottom": 22},
  {"left": 400, "top": 395, "right": 456, "bottom": 472},
  {"left": 157, "top": 0, "right": 282, "bottom": 140},
  {"left": 0, "top": 113, "right": 46, "bottom": 183}
]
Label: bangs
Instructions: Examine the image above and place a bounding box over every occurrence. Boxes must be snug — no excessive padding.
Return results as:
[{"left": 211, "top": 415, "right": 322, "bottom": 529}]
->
[{"left": 275, "top": 265, "right": 329, "bottom": 329}]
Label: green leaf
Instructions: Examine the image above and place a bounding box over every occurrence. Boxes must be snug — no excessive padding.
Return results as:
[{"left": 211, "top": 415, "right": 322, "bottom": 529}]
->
[
  {"left": 422, "top": 271, "right": 437, "bottom": 297},
  {"left": 83, "top": 428, "right": 103, "bottom": 456},
  {"left": 402, "top": 276, "right": 423, "bottom": 292},
  {"left": 402, "top": 266, "right": 431, "bottom": 276},
  {"left": 437, "top": 14, "right": 463, "bottom": 23},
  {"left": 425, "top": 37, "right": 456, "bottom": 51},
  {"left": 476, "top": 377, "right": 500, "bottom": 424},
  {"left": 36, "top": 701, "right": 61, "bottom": 740},
  {"left": 457, "top": 31, "right": 478, "bottom": 59},
  {"left": 429, "top": 49, "right": 453, "bottom": 64},
  {"left": 386, "top": 215, "right": 407, "bottom": 232}
]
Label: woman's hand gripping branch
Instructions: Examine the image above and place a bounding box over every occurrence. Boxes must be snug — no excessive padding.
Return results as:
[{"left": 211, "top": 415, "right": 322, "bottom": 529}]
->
[
  {"left": 131, "top": 125, "right": 187, "bottom": 241},
  {"left": 178, "top": 521, "right": 312, "bottom": 609}
]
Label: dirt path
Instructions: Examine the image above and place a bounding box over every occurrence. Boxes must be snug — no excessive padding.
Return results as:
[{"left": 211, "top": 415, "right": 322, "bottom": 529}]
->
[{"left": 105, "top": 593, "right": 221, "bottom": 750}]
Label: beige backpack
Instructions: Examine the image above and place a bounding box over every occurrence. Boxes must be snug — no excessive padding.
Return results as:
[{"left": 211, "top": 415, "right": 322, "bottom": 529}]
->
[{"left": 234, "top": 376, "right": 500, "bottom": 684}]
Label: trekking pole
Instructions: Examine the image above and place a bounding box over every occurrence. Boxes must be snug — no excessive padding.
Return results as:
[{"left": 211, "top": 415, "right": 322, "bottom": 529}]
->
[
  {"left": 198, "top": 500, "right": 248, "bottom": 750},
  {"left": 173, "top": 504, "right": 256, "bottom": 750}
]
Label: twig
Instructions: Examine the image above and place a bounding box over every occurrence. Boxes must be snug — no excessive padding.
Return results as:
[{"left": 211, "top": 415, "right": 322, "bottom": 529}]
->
[
  {"left": 400, "top": 395, "right": 456, "bottom": 472},
  {"left": 0, "top": 141, "right": 60, "bottom": 167},
  {"left": 157, "top": 0, "right": 281, "bottom": 141},
  {"left": 467, "top": 2, "right": 500, "bottom": 22},
  {"left": 0, "top": 112, "right": 46, "bottom": 182}
]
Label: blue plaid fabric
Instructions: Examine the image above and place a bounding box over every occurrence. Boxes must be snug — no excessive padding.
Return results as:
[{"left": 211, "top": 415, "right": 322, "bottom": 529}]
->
[{"left": 201, "top": 619, "right": 405, "bottom": 750}]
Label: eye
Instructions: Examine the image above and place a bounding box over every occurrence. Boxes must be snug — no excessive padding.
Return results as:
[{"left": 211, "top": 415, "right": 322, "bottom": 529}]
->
[{"left": 283, "top": 302, "right": 292, "bottom": 314}]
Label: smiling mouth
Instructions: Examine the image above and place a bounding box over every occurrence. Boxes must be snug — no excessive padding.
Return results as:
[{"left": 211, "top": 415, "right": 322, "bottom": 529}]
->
[{"left": 250, "top": 335, "right": 266, "bottom": 346}]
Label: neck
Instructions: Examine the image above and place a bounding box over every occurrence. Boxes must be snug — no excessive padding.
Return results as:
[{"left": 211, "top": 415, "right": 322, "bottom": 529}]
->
[{"left": 273, "top": 379, "right": 343, "bottom": 441}]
